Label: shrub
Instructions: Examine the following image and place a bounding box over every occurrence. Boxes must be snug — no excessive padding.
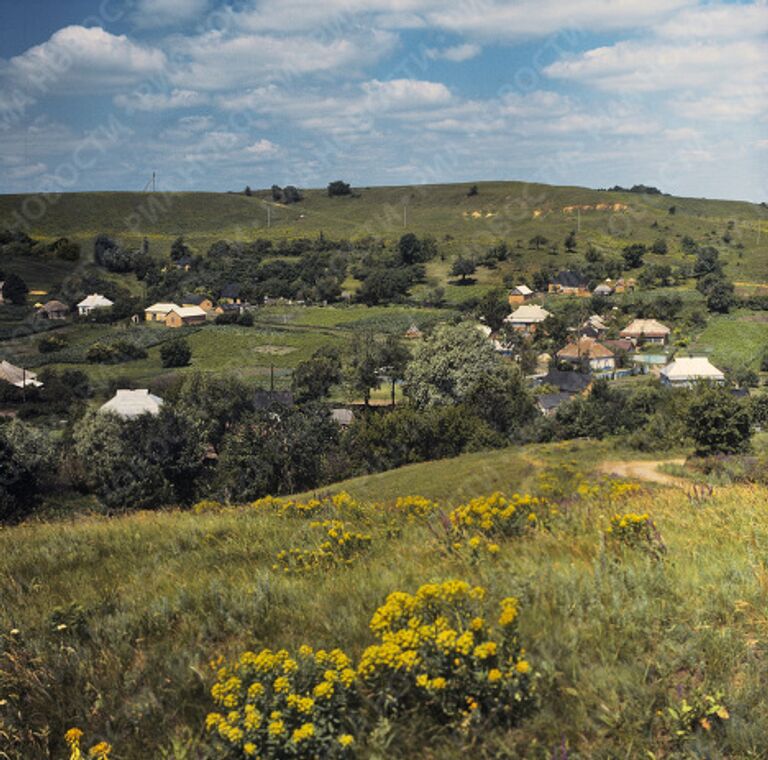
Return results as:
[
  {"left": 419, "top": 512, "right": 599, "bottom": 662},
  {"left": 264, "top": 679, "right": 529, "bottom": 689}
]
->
[
  {"left": 160, "top": 337, "right": 191, "bottom": 368},
  {"left": 86, "top": 340, "right": 147, "bottom": 364},
  {"left": 394, "top": 495, "right": 438, "bottom": 519},
  {"left": 206, "top": 646, "right": 358, "bottom": 758},
  {"left": 664, "top": 690, "right": 729, "bottom": 743},
  {"left": 358, "top": 580, "right": 536, "bottom": 726},
  {"left": 449, "top": 492, "right": 550, "bottom": 540},
  {"left": 37, "top": 333, "right": 69, "bottom": 353},
  {"left": 274, "top": 519, "right": 372, "bottom": 573},
  {"left": 605, "top": 512, "right": 665, "bottom": 557}
]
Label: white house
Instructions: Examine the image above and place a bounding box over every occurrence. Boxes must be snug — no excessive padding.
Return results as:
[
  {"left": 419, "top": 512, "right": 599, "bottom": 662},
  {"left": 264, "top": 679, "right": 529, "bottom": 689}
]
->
[
  {"left": 0, "top": 361, "right": 42, "bottom": 388},
  {"left": 99, "top": 389, "right": 164, "bottom": 419},
  {"left": 77, "top": 293, "right": 113, "bottom": 316},
  {"left": 504, "top": 304, "right": 552, "bottom": 334},
  {"left": 144, "top": 302, "right": 179, "bottom": 322},
  {"left": 660, "top": 357, "right": 725, "bottom": 387},
  {"left": 620, "top": 318, "right": 670, "bottom": 346}
]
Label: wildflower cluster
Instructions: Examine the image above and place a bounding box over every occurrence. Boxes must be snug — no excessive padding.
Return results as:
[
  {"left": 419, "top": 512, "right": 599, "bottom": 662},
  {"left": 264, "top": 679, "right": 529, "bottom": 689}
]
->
[
  {"left": 64, "top": 728, "right": 112, "bottom": 760},
  {"left": 252, "top": 492, "right": 363, "bottom": 519},
  {"left": 394, "top": 495, "right": 439, "bottom": 519},
  {"left": 664, "top": 691, "right": 730, "bottom": 742},
  {"left": 448, "top": 492, "right": 551, "bottom": 553},
  {"left": 358, "top": 580, "right": 535, "bottom": 726},
  {"left": 206, "top": 646, "right": 358, "bottom": 759},
  {"left": 605, "top": 512, "right": 665, "bottom": 557},
  {"left": 275, "top": 520, "right": 372, "bottom": 573}
]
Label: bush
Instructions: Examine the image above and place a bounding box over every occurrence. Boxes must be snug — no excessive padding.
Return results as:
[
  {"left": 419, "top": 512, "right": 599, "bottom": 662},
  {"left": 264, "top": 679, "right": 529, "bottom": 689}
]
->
[
  {"left": 327, "top": 180, "right": 352, "bottom": 197},
  {"left": 38, "top": 333, "right": 69, "bottom": 353},
  {"left": 206, "top": 645, "right": 359, "bottom": 758},
  {"left": 358, "top": 580, "right": 536, "bottom": 726},
  {"left": 87, "top": 340, "right": 147, "bottom": 364},
  {"left": 160, "top": 338, "right": 191, "bottom": 368}
]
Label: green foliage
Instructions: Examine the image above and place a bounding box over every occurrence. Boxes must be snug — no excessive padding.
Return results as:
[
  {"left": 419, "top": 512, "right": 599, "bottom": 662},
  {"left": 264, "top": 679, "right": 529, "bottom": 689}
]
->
[
  {"left": 86, "top": 339, "right": 147, "bottom": 364},
  {"left": 292, "top": 346, "right": 342, "bottom": 402},
  {"left": 621, "top": 243, "right": 646, "bottom": 269},
  {"left": 160, "top": 338, "right": 192, "bottom": 368},
  {"left": 686, "top": 383, "right": 752, "bottom": 455},
  {"left": 37, "top": 333, "right": 69, "bottom": 353},
  {"left": 327, "top": 180, "right": 352, "bottom": 197},
  {"left": 2, "top": 273, "right": 29, "bottom": 305},
  {"left": 450, "top": 256, "right": 476, "bottom": 282}
]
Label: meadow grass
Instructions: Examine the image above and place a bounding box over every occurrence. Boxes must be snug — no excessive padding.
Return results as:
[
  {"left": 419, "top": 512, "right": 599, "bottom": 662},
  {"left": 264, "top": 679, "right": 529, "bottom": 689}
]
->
[
  {"left": 689, "top": 309, "right": 768, "bottom": 372},
  {"left": 4, "top": 440, "right": 768, "bottom": 757}
]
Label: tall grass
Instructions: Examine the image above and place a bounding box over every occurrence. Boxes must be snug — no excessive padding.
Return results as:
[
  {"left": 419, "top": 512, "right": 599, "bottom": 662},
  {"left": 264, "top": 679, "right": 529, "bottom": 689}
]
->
[{"left": 3, "top": 476, "right": 768, "bottom": 757}]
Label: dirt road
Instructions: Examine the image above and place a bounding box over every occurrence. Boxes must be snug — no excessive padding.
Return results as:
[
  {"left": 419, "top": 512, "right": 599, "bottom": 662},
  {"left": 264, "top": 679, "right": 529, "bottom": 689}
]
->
[{"left": 598, "top": 458, "right": 687, "bottom": 487}]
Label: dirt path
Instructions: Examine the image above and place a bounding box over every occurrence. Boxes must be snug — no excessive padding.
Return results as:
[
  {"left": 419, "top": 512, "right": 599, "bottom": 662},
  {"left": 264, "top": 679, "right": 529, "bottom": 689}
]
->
[{"left": 598, "top": 458, "right": 687, "bottom": 487}]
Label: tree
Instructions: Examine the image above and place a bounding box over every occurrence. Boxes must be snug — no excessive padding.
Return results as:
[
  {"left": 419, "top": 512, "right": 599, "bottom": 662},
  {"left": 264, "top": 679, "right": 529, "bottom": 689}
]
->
[
  {"left": 282, "top": 185, "right": 302, "bottom": 203},
  {"left": 292, "top": 346, "right": 342, "bottom": 403},
  {"left": 327, "top": 180, "right": 352, "bottom": 197},
  {"left": 467, "top": 184, "right": 479, "bottom": 197},
  {"left": 347, "top": 334, "right": 382, "bottom": 406},
  {"left": 170, "top": 236, "right": 191, "bottom": 262},
  {"left": 271, "top": 184, "right": 282, "bottom": 201},
  {"left": 0, "top": 423, "right": 49, "bottom": 522},
  {"left": 50, "top": 237, "right": 80, "bottom": 261},
  {"left": 622, "top": 243, "right": 647, "bottom": 269},
  {"left": 217, "top": 406, "right": 338, "bottom": 501},
  {"left": 451, "top": 256, "right": 476, "bottom": 282},
  {"left": 161, "top": 338, "right": 192, "bottom": 368},
  {"left": 357, "top": 268, "right": 411, "bottom": 305},
  {"left": 2, "top": 273, "right": 28, "bottom": 305},
  {"left": 694, "top": 246, "right": 723, "bottom": 278},
  {"left": 529, "top": 235, "right": 548, "bottom": 250},
  {"left": 403, "top": 323, "right": 535, "bottom": 434},
  {"left": 651, "top": 238, "right": 668, "bottom": 254},
  {"left": 687, "top": 384, "right": 751, "bottom": 455},
  {"left": 378, "top": 334, "right": 410, "bottom": 406},
  {"left": 244, "top": 186, "right": 252, "bottom": 196},
  {"left": 705, "top": 278, "right": 736, "bottom": 314},
  {"left": 564, "top": 230, "right": 577, "bottom": 252},
  {"left": 476, "top": 289, "right": 510, "bottom": 332}
]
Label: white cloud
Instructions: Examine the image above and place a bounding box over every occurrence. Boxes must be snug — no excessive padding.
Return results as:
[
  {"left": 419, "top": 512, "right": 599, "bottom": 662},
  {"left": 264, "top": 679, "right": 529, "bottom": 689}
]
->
[
  {"left": 133, "top": 0, "right": 211, "bottom": 28},
  {"left": 663, "top": 127, "right": 701, "bottom": 141},
  {"left": 5, "top": 26, "right": 166, "bottom": 93},
  {"left": 114, "top": 88, "right": 208, "bottom": 111},
  {"left": 544, "top": 39, "right": 765, "bottom": 92},
  {"left": 169, "top": 29, "right": 397, "bottom": 89},
  {"left": 245, "top": 138, "right": 280, "bottom": 158},
  {"left": 425, "top": 43, "right": 481, "bottom": 62},
  {"left": 656, "top": 3, "right": 768, "bottom": 40},
  {"left": 361, "top": 79, "right": 453, "bottom": 110}
]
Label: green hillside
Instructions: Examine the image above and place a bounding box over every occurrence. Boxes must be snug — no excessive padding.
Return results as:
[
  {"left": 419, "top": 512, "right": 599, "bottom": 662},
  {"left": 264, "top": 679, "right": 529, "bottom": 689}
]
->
[
  {"left": 3, "top": 439, "right": 768, "bottom": 758},
  {"left": 1, "top": 181, "right": 767, "bottom": 280}
]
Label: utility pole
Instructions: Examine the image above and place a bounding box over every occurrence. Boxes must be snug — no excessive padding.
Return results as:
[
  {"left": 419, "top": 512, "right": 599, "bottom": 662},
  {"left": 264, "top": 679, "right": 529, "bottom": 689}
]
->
[
  {"left": 152, "top": 171, "right": 156, "bottom": 192},
  {"left": 577, "top": 207, "right": 581, "bottom": 233},
  {"left": 267, "top": 205, "right": 271, "bottom": 228},
  {"left": 403, "top": 204, "right": 407, "bottom": 229}
]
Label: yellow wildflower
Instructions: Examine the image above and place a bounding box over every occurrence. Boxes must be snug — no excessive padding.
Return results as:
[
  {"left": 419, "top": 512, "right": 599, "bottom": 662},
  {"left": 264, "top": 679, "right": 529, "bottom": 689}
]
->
[{"left": 338, "top": 734, "right": 355, "bottom": 747}]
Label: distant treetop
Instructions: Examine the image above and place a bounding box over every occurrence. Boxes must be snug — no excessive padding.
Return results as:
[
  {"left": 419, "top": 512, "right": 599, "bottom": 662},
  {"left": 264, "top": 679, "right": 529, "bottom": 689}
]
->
[{"left": 606, "top": 184, "right": 664, "bottom": 195}]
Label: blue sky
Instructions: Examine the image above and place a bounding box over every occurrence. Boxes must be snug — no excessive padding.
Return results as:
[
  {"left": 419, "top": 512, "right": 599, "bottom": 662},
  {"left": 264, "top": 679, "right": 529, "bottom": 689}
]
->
[{"left": 0, "top": 0, "right": 766, "bottom": 200}]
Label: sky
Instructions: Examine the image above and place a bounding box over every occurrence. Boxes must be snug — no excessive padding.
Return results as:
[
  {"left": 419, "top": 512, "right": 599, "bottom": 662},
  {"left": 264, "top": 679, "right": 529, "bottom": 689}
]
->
[{"left": 0, "top": 0, "right": 766, "bottom": 201}]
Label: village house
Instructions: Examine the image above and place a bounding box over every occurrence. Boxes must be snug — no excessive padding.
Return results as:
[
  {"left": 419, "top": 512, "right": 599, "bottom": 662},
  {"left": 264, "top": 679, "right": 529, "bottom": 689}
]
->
[
  {"left": 219, "top": 284, "right": 243, "bottom": 304},
  {"left": 37, "top": 300, "right": 69, "bottom": 320},
  {"left": 77, "top": 293, "right": 113, "bottom": 316},
  {"left": 182, "top": 294, "right": 214, "bottom": 311},
  {"left": 557, "top": 337, "right": 616, "bottom": 372},
  {"left": 592, "top": 281, "right": 614, "bottom": 297},
  {"left": 660, "top": 357, "right": 725, "bottom": 387},
  {"left": 537, "top": 391, "right": 572, "bottom": 416},
  {"left": 165, "top": 305, "right": 208, "bottom": 328},
  {"left": 504, "top": 304, "right": 551, "bottom": 334},
  {"left": 614, "top": 277, "right": 636, "bottom": 294},
  {"left": 214, "top": 302, "right": 246, "bottom": 316},
  {"left": 548, "top": 271, "right": 590, "bottom": 297},
  {"left": 331, "top": 408, "right": 355, "bottom": 427},
  {"left": 100, "top": 389, "right": 164, "bottom": 419},
  {"left": 145, "top": 302, "right": 178, "bottom": 322},
  {"left": 0, "top": 360, "right": 42, "bottom": 388},
  {"left": 620, "top": 318, "right": 671, "bottom": 346},
  {"left": 404, "top": 324, "right": 423, "bottom": 340},
  {"left": 507, "top": 284, "right": 534, "bottom": 306},
  {"left": 579, "top": 314, "right": 608, "bottom": 338}
]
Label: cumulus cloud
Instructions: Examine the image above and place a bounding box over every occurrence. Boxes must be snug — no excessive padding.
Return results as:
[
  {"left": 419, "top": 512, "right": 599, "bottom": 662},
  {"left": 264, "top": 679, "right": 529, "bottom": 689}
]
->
[
  {"left": 5, "top": 26, "right": 166, "bottom": 93},
  {"left": 425, "top": 44, "right": 481, "bottom": 62},
  {"left": 114, "top": 88, "right": 208, "bottom": 111},
  {"left": 169, "top": 29, "right": 397, "bottom": 89},
  {"left": 245, "top": 138, "right": 280, "bottom": 158}
]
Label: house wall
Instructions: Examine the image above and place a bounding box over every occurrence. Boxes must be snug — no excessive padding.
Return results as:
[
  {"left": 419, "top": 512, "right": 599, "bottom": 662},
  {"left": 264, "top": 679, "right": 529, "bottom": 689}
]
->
[{"left": 165, "top": 313, "right": 183, "bottom": 328}]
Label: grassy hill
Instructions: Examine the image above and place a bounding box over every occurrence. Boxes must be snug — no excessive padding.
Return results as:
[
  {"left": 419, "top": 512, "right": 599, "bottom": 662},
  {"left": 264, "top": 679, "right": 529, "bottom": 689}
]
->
[
  {"left": 1, "top": 181, "right": 767, "bottom": 283},
  {"left": 3, "top": 439, "right": 768, "bottom": 758}
]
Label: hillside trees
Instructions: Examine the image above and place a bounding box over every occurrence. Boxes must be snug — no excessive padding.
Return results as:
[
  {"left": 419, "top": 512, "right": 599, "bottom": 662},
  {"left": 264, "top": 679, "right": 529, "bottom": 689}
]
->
[
  {"left": 451, "top": 256, "right": 476, "bottom": 282},
  {"left": 622, "top": 243, "right": 646, "bottom": 269},
  {"left": 2, "top": 273, "right": 28, "bottom": 305},
  {"left": 292, "top": 346, "right": 343, "bottom": 402},
  {"left": 687, "top": 384, "right": 751, "bottom": 455},
  {"left": 404, "top": 322, "right": 535, "bottom": 435},
  {"left": 161, "top": 338, "right": 192, "bottom": 368},
  {"left": 327, "top": 180, "right": 352, "bottom": 197}
]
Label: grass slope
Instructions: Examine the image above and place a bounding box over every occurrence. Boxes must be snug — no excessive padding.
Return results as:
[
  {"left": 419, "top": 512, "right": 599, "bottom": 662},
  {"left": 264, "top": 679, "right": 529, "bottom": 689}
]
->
[
  {"left": 2, "top": 181, "right": 767, "bottom": 282},
  {"left": 9, "top": 441, "right": 766, "bottom": 758}
]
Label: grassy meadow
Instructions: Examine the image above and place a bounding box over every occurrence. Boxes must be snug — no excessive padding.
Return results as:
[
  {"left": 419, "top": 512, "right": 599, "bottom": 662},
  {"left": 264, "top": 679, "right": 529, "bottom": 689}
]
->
[{"left": 3, "top": 439, "right": 768, "bottom": 757}]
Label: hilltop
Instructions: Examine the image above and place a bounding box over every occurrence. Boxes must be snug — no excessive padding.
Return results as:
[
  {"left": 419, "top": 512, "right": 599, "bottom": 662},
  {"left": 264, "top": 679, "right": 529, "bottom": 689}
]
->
[{"left": 1, "top": 181, "right": 766, "bottom": 282}]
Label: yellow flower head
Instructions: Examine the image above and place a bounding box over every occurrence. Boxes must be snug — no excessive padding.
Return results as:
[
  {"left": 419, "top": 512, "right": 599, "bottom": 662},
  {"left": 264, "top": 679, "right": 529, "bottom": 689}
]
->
[
  {"left": 488, "top": 668, "right": 502, "bottom": 682},
  {"left": 88, "top": 742, "right": 112, "bottom": 760},
  {"left": 65, "top": 728, "right": 84, "bottom": 747},
  {"left": 338, "top": 734, "right": 355, "bottom": 747}
]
